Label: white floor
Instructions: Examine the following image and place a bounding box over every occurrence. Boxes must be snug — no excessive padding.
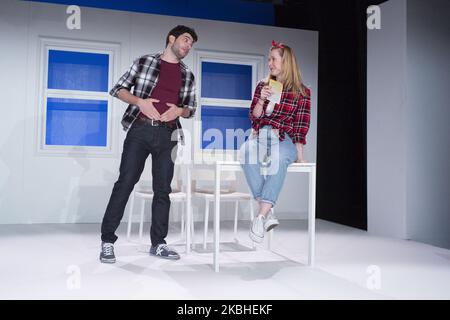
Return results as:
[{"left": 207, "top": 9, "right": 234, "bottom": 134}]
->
[{"left": 1, "top": 219, "right": 449, "bottom": 300}]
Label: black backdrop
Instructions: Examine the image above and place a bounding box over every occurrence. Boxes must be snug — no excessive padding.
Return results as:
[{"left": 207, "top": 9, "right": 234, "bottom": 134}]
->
[{"left": 273, "top": 0, "right": 386, "bottom": 230}]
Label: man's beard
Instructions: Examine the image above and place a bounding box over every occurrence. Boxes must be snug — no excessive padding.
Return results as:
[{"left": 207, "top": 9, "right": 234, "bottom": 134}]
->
[{"left": 171, "top": 44, "right": 186, "bottom": 60}]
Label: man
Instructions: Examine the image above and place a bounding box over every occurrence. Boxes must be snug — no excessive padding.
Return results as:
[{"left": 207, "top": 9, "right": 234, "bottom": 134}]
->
[{"left": 100, "top": 25, "right": 198, "bottom": 263}]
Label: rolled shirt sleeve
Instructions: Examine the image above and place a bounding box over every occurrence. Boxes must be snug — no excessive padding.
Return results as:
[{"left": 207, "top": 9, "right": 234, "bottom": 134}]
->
[
  {"left": 249, "top": 81, "right": 269, "bottom": 123},
  {"left": 180, "top": 78, "right": 197, "bottom": 119},
  {"left": 109, "top": 58, "right": 140, "bottom": 98}
]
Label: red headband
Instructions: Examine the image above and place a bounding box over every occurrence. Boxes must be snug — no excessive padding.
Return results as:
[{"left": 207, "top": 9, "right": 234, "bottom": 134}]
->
[{"left": 272, "top": 40, "right": 285, "bottom": 49}]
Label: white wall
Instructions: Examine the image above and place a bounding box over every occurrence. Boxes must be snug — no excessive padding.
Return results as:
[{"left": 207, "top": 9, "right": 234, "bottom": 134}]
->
[
  {"left": 367, "top": 0, "right": 450, "bottom": 249},
  {"left": 0, "top": 0, "right": 318, "bottom": 224},
  {"left": 405, "top": 0, "right": 450, "bottom": 249},
  {"left": 367, "top": 0, "right": 408, "bottom": 239}
]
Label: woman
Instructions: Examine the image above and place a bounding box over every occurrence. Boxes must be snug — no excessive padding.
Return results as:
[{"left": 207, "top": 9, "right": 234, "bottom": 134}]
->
[{"left": 239, "top": 40, "right": 311, "bottom": 243}]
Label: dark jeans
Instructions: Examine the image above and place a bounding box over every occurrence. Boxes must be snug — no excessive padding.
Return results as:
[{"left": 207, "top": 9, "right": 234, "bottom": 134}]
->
[{"left": 101, "top": 119, "right": 178, "bottom": 246}]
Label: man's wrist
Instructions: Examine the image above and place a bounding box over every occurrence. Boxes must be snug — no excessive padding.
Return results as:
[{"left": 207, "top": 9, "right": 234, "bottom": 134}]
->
[
  {"left": 136, "top": 98, "right": 144, "bottom": 108},
  {"left": 176, "top": 106, "right": 185, "bottom": 116}
]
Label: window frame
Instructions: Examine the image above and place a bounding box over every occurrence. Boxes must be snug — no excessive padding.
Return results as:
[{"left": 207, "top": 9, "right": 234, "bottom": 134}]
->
[
  {"left": 37, "top": 37, "right": 120, "bottom": 157},
  {"left": 193, "top": 49, "right": 264, "bottom": 162}
]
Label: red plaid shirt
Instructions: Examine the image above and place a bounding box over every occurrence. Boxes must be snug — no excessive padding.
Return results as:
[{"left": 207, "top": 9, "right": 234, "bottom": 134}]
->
[{"left": 249, "top": 81, "right": 311, "bottom": 145}]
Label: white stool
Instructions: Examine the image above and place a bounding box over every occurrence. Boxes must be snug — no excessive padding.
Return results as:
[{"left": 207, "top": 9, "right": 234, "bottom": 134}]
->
[
  {"left": 126, "top": 188, "right": 194, "bottom": 244},
  {"left": 195, "top": 192, "right": 255, "bottom": 249},
  {"left": 191, "top": 168, "right": 255, "bottom": 249}
]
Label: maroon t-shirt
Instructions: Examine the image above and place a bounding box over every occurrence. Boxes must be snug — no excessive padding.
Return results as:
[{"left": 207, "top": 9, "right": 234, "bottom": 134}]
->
[{"left": 151, "top": 60, "right": 182, "bottom": 123}]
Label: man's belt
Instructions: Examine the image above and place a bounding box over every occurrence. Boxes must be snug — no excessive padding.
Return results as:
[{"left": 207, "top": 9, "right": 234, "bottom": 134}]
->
[{"left": 137, "top": 114, "right": 177, "bottom": 129}]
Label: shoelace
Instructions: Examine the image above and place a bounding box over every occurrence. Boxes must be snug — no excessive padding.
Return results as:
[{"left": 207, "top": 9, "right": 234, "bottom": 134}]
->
[
  {"left": 103, "top": 243, "right": 114, "bottom": 256},
  {"left": 159, "top": 244, "right": 174, "bottom": 251},
  {"left": 156, "top": 244, "right": 175, "bottom": 255}
]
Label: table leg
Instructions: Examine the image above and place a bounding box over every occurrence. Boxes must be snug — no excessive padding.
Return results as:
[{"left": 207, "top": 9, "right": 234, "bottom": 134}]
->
[
  {"left": 308, "top": 166, "right": 316, "bottom": 267},
  {"left": 214, "top": 163, "right": 221, "bottom": 272},
  {"left": 186, "top": 165, "right": 192, "bottom": 254}
]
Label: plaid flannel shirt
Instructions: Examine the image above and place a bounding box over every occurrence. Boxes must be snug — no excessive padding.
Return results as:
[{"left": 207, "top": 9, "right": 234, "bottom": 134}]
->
[
  {"left": 249, "top": 80, "right": 311, "bottom": 145},
  {"left": 110, "top": 53, "right": 197, "bottom": 118}
]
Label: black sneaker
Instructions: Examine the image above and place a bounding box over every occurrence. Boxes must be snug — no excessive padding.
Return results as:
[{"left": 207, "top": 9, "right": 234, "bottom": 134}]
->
[
  {"left": 150, "top": 244, "right": 180, "bottom": 260},
  {"left": 100, "top": 242, "right": 116, "bottom": 263}
]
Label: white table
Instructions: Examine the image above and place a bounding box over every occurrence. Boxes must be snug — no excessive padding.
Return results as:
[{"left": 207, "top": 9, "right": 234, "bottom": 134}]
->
[{"left": 185, "top": 161, "right": 316, "bottom": 272}]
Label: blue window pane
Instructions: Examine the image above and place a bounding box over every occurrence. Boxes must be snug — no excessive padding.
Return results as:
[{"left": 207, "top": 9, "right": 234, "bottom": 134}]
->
[
  {"left": 201, "top": 106, "right": 251, "bottom": 150},
  {"left": 46, "top": 98, "right": 108, "bottom": 147},
  {"left": 201, "top": 62, "right": 252, "bottom": 100},
  {"left": 48, "top": 50, "right": 109, "bottom": 92}
]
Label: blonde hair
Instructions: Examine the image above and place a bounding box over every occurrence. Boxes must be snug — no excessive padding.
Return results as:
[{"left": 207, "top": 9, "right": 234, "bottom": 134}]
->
[{"left": 266, "top": 45, "right": 309, "bottom": 98}]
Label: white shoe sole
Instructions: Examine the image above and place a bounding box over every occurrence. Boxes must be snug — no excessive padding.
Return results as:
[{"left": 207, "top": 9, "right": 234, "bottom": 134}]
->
[
  {"left": 264, "top": 220, "right": 279, "bottom": 232},
  {"left": 100, "top": 257, "right": 116, "bottom": 263},
  {"left": 150, "top": 252, "right": 180, "bottom": 260}
]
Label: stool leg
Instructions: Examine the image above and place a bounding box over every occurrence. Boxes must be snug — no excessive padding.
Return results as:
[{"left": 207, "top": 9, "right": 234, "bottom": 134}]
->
[
  {"left": 190, "top": 204, "right": 195, "bottom": 248},
  {"left": 266, "top": 208, "right": 275, "bottom": 250},
  {"left": 139, "top": 199, "right": 145, "bottom": 244},
  {"left": 267, "top": 229, "right": 273, "bottom": 250},
  {"left": 180, "top": 201, "right": 185, "bottom": 236},
  {"left": 249, "top": 198, "right": 256, "bottom": 250},
  {"left": 203, "top": 199, "right": 210, "bottom": 250},
  {"left": 249, "top": 198, "right": 255, "bottom": 221},
  {"left": 233, "top": 200, "right": 239, "bottom": 241},
  {"left": 127, "top": 191, "right": 136, "bottom": 241}
]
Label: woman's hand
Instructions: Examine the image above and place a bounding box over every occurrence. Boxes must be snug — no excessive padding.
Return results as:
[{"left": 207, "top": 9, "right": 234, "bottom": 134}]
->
[
  {"left": 295, "top": 143, "right": 307, "bottom": 163},
  {"left": 260, "top": 85, "right": 273, "bottom": 100}
]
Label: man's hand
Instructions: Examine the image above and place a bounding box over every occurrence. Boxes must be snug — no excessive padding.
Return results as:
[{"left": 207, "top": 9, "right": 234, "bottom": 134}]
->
[
  {"left": 160, "top": 103, "right": 183, "bottom": 122},
  {"left": 138, "top": 98, "right": 161, "bottom": 120}
]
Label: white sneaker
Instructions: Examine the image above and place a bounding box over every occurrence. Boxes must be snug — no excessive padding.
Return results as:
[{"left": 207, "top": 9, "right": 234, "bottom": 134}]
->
[
  {"left": 249, "top": 215, "right": 265, "bottom": 243},
  {"left": 264, "top": 209, "right": 279, "bottom": 231}
]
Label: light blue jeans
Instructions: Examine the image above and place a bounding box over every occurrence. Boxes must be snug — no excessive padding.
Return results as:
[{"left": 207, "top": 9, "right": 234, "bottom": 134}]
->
[{"left": 239, "top": 125, "right": 298, "bottom": 206}]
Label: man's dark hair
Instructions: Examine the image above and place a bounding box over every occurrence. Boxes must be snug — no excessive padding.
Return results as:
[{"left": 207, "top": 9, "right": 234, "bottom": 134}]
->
[{"left": 166, "top": 25, "right": 198, "bottom": 46}]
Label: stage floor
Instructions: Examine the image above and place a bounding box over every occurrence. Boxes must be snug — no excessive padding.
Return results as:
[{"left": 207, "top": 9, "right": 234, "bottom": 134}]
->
[{"left": 1, "top": 219, "right": 449, "bottom": 299}]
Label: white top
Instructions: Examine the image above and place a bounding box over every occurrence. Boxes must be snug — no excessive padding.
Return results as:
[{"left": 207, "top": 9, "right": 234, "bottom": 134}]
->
[{"left": 265, "top": 101, "right": 275, "bottom": 115}]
